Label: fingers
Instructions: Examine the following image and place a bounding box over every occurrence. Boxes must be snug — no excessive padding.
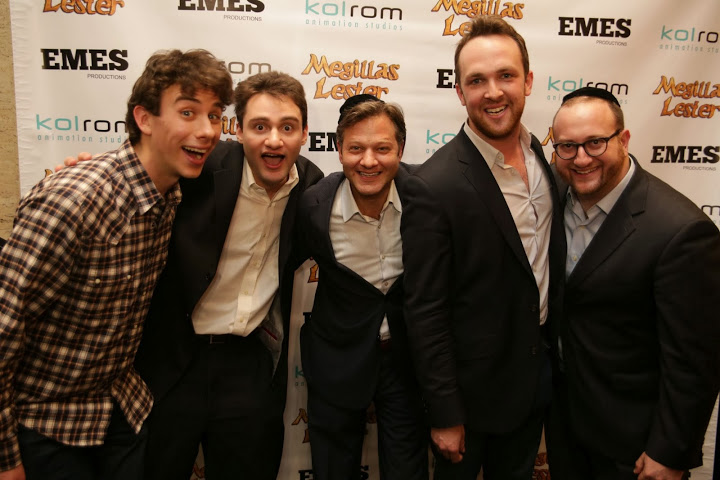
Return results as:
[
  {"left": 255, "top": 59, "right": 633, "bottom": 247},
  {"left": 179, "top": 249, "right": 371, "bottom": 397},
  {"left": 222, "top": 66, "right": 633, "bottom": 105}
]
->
[{"left": 55, "top": 152, "right": 93, "bottom": 173}]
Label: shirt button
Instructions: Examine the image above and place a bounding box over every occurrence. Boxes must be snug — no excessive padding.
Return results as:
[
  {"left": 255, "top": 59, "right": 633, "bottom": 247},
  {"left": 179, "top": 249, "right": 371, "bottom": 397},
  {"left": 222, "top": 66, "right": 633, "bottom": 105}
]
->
[
  {"left": 95, "top": 278, "right": 101, "bottom": 284},
  {"left": 572, "top": 255, "right": 578, "bottom": 262},
  {"left": 381, "top": 255, "right": 385, "bottom": 260},
  {"left": 127, "top": 274, "right": 132, "bottom": 280}
]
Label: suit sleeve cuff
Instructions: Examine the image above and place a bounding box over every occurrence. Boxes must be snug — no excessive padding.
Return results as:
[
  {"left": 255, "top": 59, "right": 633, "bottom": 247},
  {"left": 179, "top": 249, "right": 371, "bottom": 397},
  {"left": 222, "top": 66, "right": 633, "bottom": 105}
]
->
[{"left": 426, "top": 393, "right": 466, "bottom": 428}]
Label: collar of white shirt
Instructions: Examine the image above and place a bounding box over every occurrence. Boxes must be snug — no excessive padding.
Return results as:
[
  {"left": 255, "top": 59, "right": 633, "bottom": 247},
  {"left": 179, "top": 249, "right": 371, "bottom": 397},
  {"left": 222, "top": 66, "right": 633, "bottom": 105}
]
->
[
  {"left": 339, "top": 177, "right": 402, "bottom": 223},
  {"left": 463, "top": 120, "right": 534, "bottom": 169}
]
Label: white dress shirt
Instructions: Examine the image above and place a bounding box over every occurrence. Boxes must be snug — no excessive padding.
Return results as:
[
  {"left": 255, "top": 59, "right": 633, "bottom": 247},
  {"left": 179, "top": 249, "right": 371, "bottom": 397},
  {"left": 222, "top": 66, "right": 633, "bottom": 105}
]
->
[
  {"left": 329, "top": 178, "right": 403, "bottom": 340},
  {"left": 192, "top": 158, "right": 299, "bottom": 336},
  {"left": 464, "top": 122, "right": 553, "bottom": 324}
]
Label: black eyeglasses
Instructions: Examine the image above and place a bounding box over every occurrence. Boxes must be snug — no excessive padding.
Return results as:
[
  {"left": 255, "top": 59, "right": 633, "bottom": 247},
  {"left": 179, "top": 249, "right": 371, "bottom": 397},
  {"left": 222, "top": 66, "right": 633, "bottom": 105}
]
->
[{"left": 552, "top": 129, "right": 622, "bottom": 160}]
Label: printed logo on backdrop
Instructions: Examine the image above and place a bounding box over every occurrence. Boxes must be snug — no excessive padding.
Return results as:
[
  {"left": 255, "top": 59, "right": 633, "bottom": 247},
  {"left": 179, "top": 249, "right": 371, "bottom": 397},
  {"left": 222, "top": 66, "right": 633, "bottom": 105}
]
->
[
  {"left": 40, "top": 49, "right": 128, "bottom": 81},
  {"left": 301, "top": 54, "right": 400, "bottom": 100},
  {"left": 177, "top": 0, "right": 265, "bottom": 23},
  {"left": 308, "top": 132, "right": 338, "bottom": 152},
  {"left": 652, "top": 77, "right": 720, "bottom": 119},
  {"left": 702, "top": 205, "right": 720, "bottom": 228},
  {"left": 43, "top": 0, "right": 125, "bottom": 15},
  {"left": 218, "top": 60, "right": 272, "bottom": 138},
  {"left": 431, "top": 0, "right": 524, "bottom": 36},
  {"left": 557, "top": 17, "right": 631, "bottom": 47},
  {"left": 544, "top": 76, "right": 629, "bottom": 105},
  {"left": 34, "top": 113, "right": 125, "bottom": 146},
  {"left": 303, "top": 1, "right": 403, "bottom": 32},
  {"left": 424, "top": 129, "right": 456, "bottom": 156},
  {"left": 650, "top": 145, "right": 718, "bottom": 172},
  {"left": 658, "top": 25, "right": 719, "bottom": 55}
]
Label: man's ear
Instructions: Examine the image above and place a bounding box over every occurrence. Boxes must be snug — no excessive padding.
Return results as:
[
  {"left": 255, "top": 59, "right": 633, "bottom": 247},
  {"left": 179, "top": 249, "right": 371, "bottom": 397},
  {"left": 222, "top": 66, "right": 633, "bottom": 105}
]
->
[{"left": 133, "top": 105, "right": 153, "bottom": 136}]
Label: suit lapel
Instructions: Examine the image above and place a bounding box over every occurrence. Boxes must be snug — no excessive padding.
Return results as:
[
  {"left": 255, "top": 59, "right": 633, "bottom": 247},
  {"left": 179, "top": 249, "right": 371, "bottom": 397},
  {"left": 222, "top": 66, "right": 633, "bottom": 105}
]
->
[
  {"left": 567, "top": 159, "right": 647, "bottom": 287},
  {"left": 213, "top": 167, "right": 242, "bottom": 255},
  {"left": 455, "top": 130, "right": 534, "bottom": 278},
  {"left": 316, "top": 172, "right": 397, "bottom": 295}
]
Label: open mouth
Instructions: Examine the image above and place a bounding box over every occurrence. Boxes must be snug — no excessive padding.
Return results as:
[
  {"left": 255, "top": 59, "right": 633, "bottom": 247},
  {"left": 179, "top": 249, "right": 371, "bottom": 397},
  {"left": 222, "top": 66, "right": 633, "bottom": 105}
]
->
[
  {"left": 262, "top": 153, "right": 285, "bottom": 168},
  {"left": 182, "top": 146, "right": 208, "bottom": 161},
  {"left": 485, "top": 106, "right": 507, "bottom": 115},
  {"left": 573, "top": 167, "right": 599, "bottom": 176},
  {"left": 359, "top": 172, "right": 381, "bottom": 177}
]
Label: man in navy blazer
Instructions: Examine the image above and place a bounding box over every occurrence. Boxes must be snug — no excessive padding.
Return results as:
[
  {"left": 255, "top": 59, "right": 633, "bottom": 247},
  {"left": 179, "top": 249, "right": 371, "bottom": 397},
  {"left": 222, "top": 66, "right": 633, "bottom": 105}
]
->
[
  {"left": 548, "top": 87, "right": 720, "bottom": 480},
  {"left": 133, "top": 72, "right": 324, "bottom": 480},
  {"left": 297, "top": 96, "right": 428, "bottom": 480},
  {"left": 401, "top": 15, "right": 565, "bottom": 479}
]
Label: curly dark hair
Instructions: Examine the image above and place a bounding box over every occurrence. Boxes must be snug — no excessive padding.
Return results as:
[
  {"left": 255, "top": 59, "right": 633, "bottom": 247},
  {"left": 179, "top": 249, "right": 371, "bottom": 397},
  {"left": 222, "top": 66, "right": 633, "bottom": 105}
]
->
[{"left": 125, "top": 49, "right": 233, "bottom": 145}]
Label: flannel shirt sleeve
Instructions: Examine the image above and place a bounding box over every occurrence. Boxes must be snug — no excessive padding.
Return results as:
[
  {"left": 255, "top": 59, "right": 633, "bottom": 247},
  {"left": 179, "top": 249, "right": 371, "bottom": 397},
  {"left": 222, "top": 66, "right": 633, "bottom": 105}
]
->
[{"left": 0, "top": 185, "right": 81, "bottom": 471}]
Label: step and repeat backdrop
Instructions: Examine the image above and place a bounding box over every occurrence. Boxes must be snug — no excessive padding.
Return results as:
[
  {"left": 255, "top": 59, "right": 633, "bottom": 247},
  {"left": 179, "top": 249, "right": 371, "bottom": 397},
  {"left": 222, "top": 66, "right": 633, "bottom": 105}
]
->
[{"left": 9, "top": 1, "right": 720, "bottom": 479}]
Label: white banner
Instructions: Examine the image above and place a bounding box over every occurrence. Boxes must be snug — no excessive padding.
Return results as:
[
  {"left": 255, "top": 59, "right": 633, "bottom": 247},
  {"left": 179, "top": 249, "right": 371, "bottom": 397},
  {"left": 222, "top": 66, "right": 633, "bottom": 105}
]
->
[{"left": 9, "top": 1, "right": 719, "bottom": 479}]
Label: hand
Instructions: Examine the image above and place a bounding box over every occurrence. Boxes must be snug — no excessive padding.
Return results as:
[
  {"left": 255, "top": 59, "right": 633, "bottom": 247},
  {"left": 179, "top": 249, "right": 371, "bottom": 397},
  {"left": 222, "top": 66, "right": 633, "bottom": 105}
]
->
[
  {"left": 0, "top": 464, "right": 26, "bottom": 480},
  {"left": 634, "top": 452, "right": 684, "bottom": 480},
  {"left": 431, "top": 424, "right": 465, "bottom": 463},
  {"left": 54, "top": 151, "right": 92, "bottom": 172}
]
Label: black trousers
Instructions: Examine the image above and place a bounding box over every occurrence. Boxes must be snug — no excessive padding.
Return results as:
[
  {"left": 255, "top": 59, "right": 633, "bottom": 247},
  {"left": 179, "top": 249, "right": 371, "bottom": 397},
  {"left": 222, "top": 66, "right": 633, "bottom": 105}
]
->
[
  {"left": 18, "top": 403, "right": 147, "bottom": 480},
  {"left": 307, "top": 347, "right": 429, "bottom": 480},
  {"left": 432, "top": 353, "right": 552, "bottom": 480},
  {"left": 143, "top": 333, "right": 285, "bottom": 480}
]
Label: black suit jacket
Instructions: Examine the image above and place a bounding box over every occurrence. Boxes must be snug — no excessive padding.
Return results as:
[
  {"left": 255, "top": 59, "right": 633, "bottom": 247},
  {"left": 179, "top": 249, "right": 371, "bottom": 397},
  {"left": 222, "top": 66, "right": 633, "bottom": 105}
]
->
[
  {"left": 558, "top": 158, "right": 720, "bottom": 469},
  {"left": 401, "top": 128, "right": 565, "bottom": 433},
  {"left": 297, "top": 164, "right": 417, "bottom": 409},
  {"left": 134, "top": 140, "right": 323, "bottom": 410}
]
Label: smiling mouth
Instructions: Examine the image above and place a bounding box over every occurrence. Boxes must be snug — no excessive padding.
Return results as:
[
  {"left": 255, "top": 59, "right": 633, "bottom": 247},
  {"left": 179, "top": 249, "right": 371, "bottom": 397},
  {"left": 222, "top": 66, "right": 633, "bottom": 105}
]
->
[
  {"left": 485, "top": 106, "right": 506, "bottom": 115},
  {"left": 359, "top": 172, "right": 380, "bottom": 177},
  {"left": 183, "top": 146, "right": 208, "bottom": 160},
  {"left": 573, "top": 167, "right": 599, "bottom": 175}
]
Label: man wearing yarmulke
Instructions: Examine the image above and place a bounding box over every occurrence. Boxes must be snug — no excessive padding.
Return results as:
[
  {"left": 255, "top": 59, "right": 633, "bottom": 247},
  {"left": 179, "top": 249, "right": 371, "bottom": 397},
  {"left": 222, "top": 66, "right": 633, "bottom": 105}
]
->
[
  {"left": 548, "top": 86, "right": 720, "bottom": 480},
  {"left": 296, "top": 94, "right": 428, "bottom": 480}
]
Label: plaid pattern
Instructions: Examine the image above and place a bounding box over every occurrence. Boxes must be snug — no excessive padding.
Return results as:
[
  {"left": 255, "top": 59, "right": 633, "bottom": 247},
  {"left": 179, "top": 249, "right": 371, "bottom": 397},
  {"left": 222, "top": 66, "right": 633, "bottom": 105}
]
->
[{"left": 0, "top": 139, "right": 181, "bottom": 470}]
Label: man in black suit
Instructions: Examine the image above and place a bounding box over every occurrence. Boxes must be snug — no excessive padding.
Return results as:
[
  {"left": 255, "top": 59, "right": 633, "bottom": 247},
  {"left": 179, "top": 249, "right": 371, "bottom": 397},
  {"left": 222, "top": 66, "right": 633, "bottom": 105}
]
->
[
  {"left": 401, "top": 15, "right": 565, "bottom": 479},
  {"left": 548, "top": 87, "right": 720, "bottom": 480},
  {"left": 133, "top": 72, "right": 324, "bottom": 480},
  {"left": 297, "top": 95, "right": 428, "bottom": 480}
]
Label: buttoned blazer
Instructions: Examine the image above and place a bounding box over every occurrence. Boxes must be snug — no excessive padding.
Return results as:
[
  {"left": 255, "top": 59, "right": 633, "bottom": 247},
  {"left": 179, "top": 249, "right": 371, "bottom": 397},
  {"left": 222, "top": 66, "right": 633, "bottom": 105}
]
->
[
  {"left": 297, "top": 164, "right": 418, "bottom": 409},
  {"left": 558, "top": 158, "right": 720, "bottom": 470},
  {"left": 134, "top": 140, "right": 324, "bottom": 407},
  {"left": 401, "top": 127, "right": 565, "bottom": 433}
]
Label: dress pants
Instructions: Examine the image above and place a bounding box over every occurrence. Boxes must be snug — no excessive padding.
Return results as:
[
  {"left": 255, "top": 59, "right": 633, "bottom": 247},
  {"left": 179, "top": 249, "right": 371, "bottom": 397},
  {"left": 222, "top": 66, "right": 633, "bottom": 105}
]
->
[
  {"left": 307, "top": 346, "right": 429, "bottom": 480},
  {"left": 18, "top": 403, "right": 147, "bottom": 480},
  {"left": 143, "top": 332, "right": 284, "bottom": 480},
  {"left": 433, "top": 352, "right": 552, "bottom": 480}
]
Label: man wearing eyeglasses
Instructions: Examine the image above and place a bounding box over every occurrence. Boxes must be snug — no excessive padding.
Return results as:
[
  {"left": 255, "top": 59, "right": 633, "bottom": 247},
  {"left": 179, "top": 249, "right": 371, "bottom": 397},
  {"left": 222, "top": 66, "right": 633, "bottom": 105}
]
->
[{"left": 548, "top": 86, "right": 720, "bottom": 480}]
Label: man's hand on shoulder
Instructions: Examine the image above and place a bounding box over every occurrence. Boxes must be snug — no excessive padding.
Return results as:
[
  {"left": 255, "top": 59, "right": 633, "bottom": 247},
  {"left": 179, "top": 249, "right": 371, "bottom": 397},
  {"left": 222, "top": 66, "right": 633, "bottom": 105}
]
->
[
  {"left": 634, "top": 452, "right": 684, "bottom": 480},
  {"left": 0, "top": 464, "right": 26, "bottom": 480},
  {"left": 431, "top": 424, "right": 465, "bottom": 464},
  {"left": 54, "top": 152, "right": 93, "bottom": 173}
]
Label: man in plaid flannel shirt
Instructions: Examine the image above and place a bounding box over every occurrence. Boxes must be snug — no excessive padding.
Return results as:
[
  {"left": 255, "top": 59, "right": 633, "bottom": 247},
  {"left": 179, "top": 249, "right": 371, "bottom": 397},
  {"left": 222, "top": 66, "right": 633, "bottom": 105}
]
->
[{"left": 0, "top": 49, "right": 232, "bottom": 480}]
